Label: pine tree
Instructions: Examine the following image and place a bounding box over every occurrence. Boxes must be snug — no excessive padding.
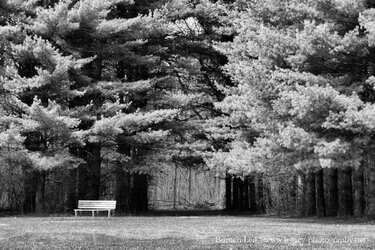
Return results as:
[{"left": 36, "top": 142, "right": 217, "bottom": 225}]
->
[
  {"left": 1, "top": 0, "right": 235, "bottom": 212},
  {"left": 212, "top": 0, "right": 375, "bottom": 216}
]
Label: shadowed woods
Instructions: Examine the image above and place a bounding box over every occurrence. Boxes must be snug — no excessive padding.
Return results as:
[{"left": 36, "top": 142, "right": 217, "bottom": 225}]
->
[{"left": 3, "top": 0, "right": 375, "bottom": 221}]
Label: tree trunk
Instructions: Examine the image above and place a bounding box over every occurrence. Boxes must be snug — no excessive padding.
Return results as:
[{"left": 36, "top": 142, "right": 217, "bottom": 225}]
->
[
  {"left": 77, "top": 163, "right": 88, "bottom": 200},
  {"left": 257, "top": 173, "right": 265, "bottom": 213},
  {"left": 35, "top": 171, "right": 46, "bottom": 214},
  {"left": 22, "top": 170, "right": 37, "bottom": 214},
  {"left": 66, "top": 168, "right": 78, "bottom": 212},
  {"left": 86, "top": 143, "right": 101, "bottom": 200},
  {"left": 326, "top": 168, "right": 338, "bottom": 216},
  {"left": 366, "top": 149, "right": 375, "bottom": 218},
  {"left": 115, "top": 167, "right": 131, "bottom": 213},
  {"left": 244, "top": 177, "right": 249, "bottom": 210},
  {"left": 249, "top": 174, "right": 257, "bottom": 212},
  {"left": 188, "top": 168, "right": 192, "bottom": 203},
  {"left": 132, "top": 173, "right": 148, "bottom": 213},
  {"left": 354, "top": 163, "right": 365, "bottom": 217},
  {"left": 306, "top": 170, "right": 316, "bottom": 216},
  {"left": 297, "top": 171, "right": 307, "bottom": 216},
  {"left": 288, "top": 174, "right": 298, "bottom": 214},
  {"left": 173, "top": 165, "right": 178, "bottom": 209},
  {"left": 338, "top": 167, "right": 353, "bottom": 217},
  {"left": 315, "top": 168, "right": 326, "bottom": 217},
  {"left": 225, "top": 174, "right": 232, "bottom": 210},
  {"left": 238, "top": 178, "right": 244, "bottom": 210},
  {"left": 232, "top": 177, "right": 239, "bottom": 210},
  {"left": 264, "top": 179, "right": 272, "bottom": 213}
]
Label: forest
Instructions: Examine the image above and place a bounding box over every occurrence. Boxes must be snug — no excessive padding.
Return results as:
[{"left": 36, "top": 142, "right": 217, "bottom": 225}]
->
[{"left": 1, "top": 0, "right": 375, "bottom": 218}]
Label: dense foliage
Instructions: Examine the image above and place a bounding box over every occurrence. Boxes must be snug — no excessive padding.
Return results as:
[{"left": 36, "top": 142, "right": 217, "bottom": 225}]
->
[
  {"left": 1, "top": 0, "right": 375, "bottom": 217},
  {"left": 0, "top": 0, "right": 231, "bottom": 213},
  {"left": 207, "top": 0, "right": 375, "bottom": 217}
]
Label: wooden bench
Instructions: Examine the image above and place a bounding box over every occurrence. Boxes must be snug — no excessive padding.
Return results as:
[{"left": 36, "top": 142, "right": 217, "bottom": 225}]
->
[{"left": 74, "top": 200, "right": 116, "bottom": 217}]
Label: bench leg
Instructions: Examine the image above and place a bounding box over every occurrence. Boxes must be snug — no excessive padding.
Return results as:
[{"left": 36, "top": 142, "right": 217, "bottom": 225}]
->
[
  {"left": 108, "top": 210, "right": 110, "bottom": 218},
  {"left": 92, "top": 211, "right": 94, "bottom": 217},
  {"left": 75, "top": 211, "right": 77, "bottom": 217}
]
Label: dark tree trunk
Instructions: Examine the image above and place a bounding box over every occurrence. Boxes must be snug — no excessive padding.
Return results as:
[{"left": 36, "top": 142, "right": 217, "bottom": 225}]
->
[
  {"left": 232, "top": 177, "right": 239, "bottom": 210},
  {"left": 173, "top": 166, "right": 178, "bottom": 209},
  {"left": 22, "top": 170, "right": 37, "bottom": 214},
  {"left": 115, "top": 167, "right": 131, "bottom": 213},
  {"left": 77, "top": 164, "right": 89, "bottom": 200},
  {"left": 131, "top": 173, "right": 148, "bottom": 213},
  {"left": 289, "top": 174, "right": 298, "bottom": 214},
  {"left": 244, "top": 177, "right": 250, "bottom": 210},
  {"left": 66, "top": 168, "right": 78, "bottom": 212},
  {"left": 85, "top": 143, "right": 101, "bottom": 200},
  {"left": 368, "top": 166, "right": 375, "bottom": 218},
  {"left": 238, "top": 178, "right": 245, "bottom": 210},
  {"left": 338, "top": 167, "right": 353, "bottom": 217},
  {"left": 257, "top": 173, "right": 265, "bottom": 213},
  {"left": 264, "top": 179, "right": 272, "bottom": 212},
  {"left": 188, "top": 168, "right": 192, "bottom": 202},
  {"left": 297, "top": 171, "right": 307, "bottom": 216},
  {"left": 354, "top": 163, "right": 365, "bottom": 217},
  {"left": 249, "top": 174, "right": 257, "bottom": 212},
  {"left": 326, "top": 168, "right": 338, "bottom": 216},
  {"left": 315, "top": 168, "right": 326, "bottom": 217},
  {"left": 35, "top": 171, "right": 46, "bottom": 214},
  {"left": 306, "top": 170, "right": 316, "bottom": 216},
  {"left": 225, "top": 174, "right": 232, "bottom": 210},
  {"left": 366, "top": 150, "right": 375, "bottom": 218}
]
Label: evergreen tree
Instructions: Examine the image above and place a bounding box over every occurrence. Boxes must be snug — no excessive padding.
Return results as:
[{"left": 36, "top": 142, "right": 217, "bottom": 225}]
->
[
  {"left": 212, "top": 0, "right": 375, "bottom": 216},
  {"left": 0, "top": 0, "right": 234, "bottom": 212}
]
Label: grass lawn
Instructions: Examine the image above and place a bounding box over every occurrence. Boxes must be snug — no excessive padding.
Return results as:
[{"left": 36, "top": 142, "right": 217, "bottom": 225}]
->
[{"left": 1, "top": 215, "right": 375, "bottom": 249}]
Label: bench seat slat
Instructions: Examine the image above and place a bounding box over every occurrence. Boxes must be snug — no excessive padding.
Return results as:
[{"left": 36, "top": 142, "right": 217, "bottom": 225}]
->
[
  {"left": 78, "top": 205, "right": 116, "bottom": 207},
  {"left": 78, "top": 201, "right": 116, "bottom": 202},
  {"left": 78, "top": 204, "right": 116, "bottom": 206},
  {"left": 77, "top": 206, "right": 116, "bottom": 208},
  {"left": 78, "top": 201, "right": 116, "bottom": 203},
  {"left": 74, "top": 209, "right": 113, "bottom": 211},
  {"left": 78, "top": 208, "right": 115, "bottom": 210},
  {"left": 78, "top": 204, "right": 115, "bottom": 206},
  {"left": 78, "top": 202, "right": 116, "bottom": 204},
  {"left": 78, "top": 207, "right": 116, "bottom": 208}
]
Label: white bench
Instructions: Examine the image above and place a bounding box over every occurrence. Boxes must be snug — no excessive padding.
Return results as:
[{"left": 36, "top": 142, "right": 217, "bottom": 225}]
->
[{"left": 74, "top": 200, "right": 116, "bottom": 217}]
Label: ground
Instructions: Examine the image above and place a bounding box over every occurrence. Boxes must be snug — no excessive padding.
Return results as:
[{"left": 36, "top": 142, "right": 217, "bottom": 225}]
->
[{"left": 0, "top": 215, "right": 375, "bottom": 249}]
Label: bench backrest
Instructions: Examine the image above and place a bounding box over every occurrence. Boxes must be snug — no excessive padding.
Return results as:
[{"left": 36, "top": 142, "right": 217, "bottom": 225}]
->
[{"left": 77, "top": 200, "right": 116, "bottom": 209}]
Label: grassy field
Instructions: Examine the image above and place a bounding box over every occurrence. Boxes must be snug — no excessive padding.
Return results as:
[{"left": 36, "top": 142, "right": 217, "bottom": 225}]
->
[{"left": 0, "top": 215, "right": 375, "bottom": 249}]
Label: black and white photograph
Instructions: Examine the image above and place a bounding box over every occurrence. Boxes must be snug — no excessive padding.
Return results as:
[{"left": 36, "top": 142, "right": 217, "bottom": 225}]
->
[{"left": 1, "top": 0, "right": 375, "bottom": 249}]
